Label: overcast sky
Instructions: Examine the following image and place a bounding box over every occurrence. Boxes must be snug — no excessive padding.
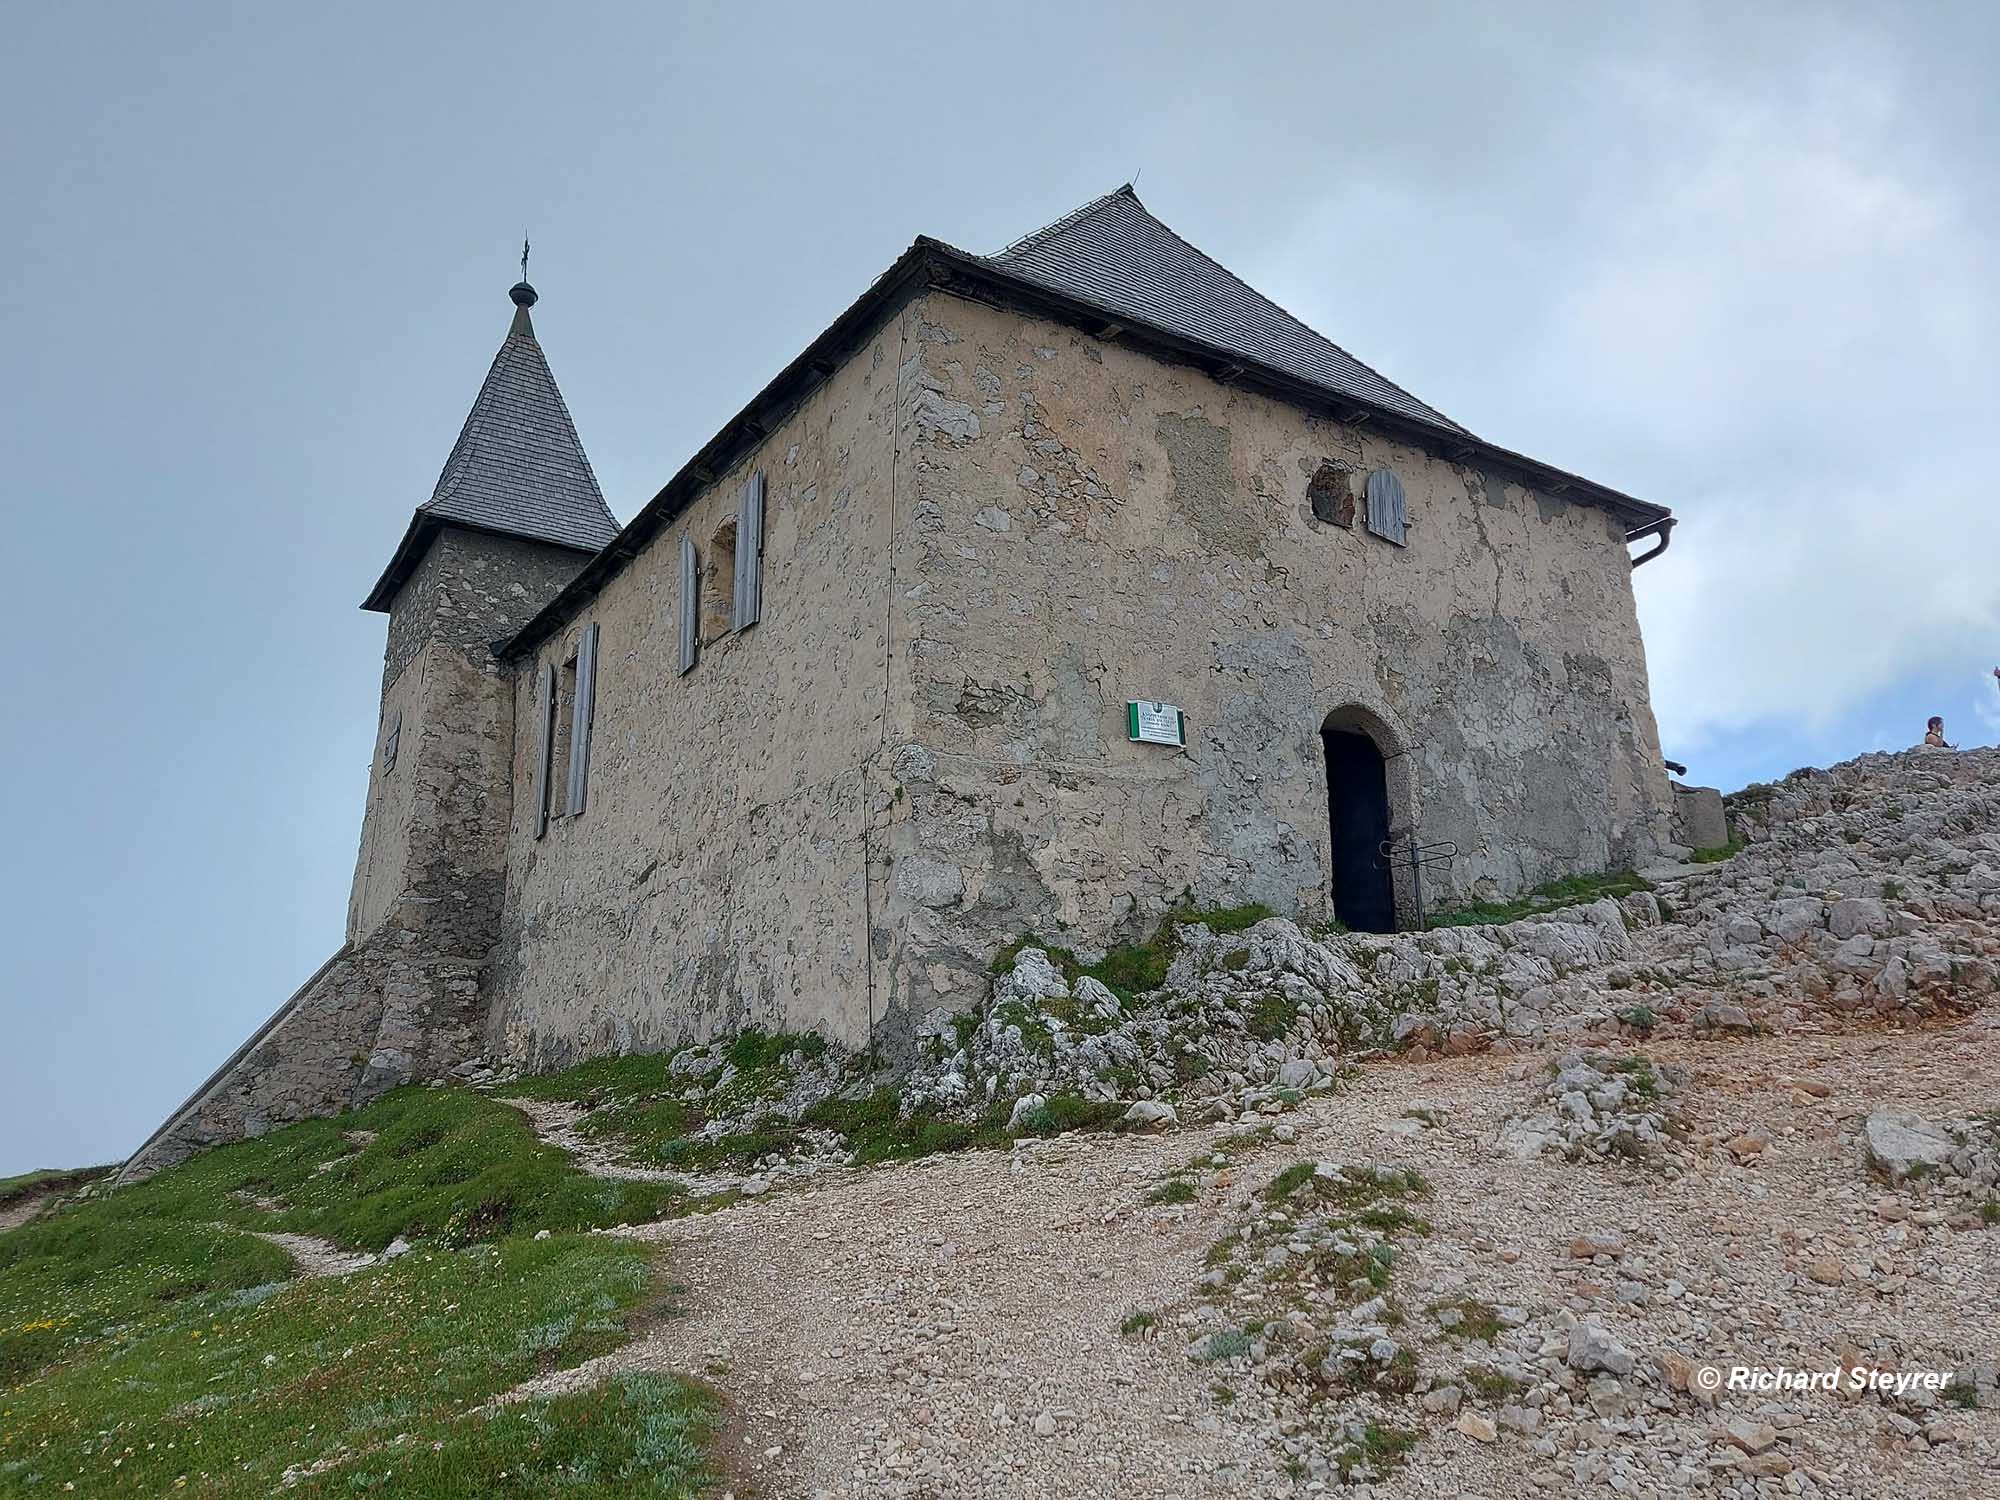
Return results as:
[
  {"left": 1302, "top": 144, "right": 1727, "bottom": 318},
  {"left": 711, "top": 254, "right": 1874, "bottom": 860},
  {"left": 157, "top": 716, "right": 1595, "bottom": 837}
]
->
[{"left": 4, "top": 2, "right": 1996, "bottom": 1174}]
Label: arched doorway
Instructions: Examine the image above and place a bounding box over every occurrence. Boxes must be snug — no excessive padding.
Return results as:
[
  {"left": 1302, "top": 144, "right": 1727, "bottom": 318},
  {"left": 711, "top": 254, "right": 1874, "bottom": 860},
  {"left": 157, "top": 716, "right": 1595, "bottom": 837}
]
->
[{"left": 1322, "top": 716, "right": 1396, "bottom": 932}]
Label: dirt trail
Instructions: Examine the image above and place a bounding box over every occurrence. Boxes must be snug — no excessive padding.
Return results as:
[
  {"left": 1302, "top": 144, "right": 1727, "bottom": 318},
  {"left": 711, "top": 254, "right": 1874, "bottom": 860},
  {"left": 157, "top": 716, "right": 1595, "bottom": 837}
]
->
[
  {"left": 504, "top": 1096, "right": 687, "bottom": 1182},
  {"left": 506, "top": 1015, "right": 2000, "bottom": 1498},
  {"left": 250, "top": 1230, "right": 380, "bottom": 1279},
  {"left": 0, "top": 1193, "right": 54, "bottom": 1234}
]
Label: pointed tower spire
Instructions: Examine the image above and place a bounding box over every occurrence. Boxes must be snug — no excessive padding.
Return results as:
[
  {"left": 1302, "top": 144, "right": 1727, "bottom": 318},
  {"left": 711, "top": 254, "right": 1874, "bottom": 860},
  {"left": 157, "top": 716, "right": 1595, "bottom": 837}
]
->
[
  {"left": 362, "top": 270, "right": 620, "bottom": 611},
  {"left": 509, "top": 237, "right": 537, "bottom": 334}
]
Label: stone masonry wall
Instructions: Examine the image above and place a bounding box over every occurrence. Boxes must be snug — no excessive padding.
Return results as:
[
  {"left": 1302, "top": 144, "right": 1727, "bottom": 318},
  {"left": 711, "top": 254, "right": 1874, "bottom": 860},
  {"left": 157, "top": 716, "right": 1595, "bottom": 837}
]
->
[
  {"left": 349, "top": 528, "right": 587, "bottom": 944},
  {"left": 865, "top": 292, "right": 1674, "bottom": 1042},
  {"left": 479, "top": 308, "right": 915, "bottom": 1068},
  {"left": 120, "top": 927, "right": 483, "bottom": 1177},
  {"left": 127, "top": 527, "right": 590, "bottom": 1177}
]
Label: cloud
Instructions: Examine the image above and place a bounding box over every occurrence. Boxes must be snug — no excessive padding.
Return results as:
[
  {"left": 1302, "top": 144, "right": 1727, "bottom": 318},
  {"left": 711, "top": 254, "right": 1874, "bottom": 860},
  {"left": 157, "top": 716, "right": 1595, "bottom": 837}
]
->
[{"left": 1256, "top": 12, "right": 2000, "bottom": 762}]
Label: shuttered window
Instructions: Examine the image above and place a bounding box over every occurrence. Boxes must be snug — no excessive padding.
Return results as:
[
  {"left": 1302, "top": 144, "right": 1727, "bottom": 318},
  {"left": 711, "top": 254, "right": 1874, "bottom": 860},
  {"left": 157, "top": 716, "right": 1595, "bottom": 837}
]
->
[
  {"left": 565, "top": 622, "right": 599, "bottom": 817},
  {"left": 381, "top": 709, "right": 402, "bottom": 771},
  {"left": 677, "top": 537, "right": 698, "bottom": 675},
  {"left": 532, "top": 662, "right": 557, "bottom": 838},
  {"left": 733, "top": 471, "right": 765, "bottom": 630},
  {"left": 1365, "top": 469, "right": 1407, "bottom": 546}
]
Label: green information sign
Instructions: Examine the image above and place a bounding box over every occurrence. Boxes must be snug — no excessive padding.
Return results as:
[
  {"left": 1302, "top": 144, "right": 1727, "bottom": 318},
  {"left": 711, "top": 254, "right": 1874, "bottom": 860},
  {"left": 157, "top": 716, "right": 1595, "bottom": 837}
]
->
[{"left": 1127, "top": 700, "right": 1186, "bottom": 747}]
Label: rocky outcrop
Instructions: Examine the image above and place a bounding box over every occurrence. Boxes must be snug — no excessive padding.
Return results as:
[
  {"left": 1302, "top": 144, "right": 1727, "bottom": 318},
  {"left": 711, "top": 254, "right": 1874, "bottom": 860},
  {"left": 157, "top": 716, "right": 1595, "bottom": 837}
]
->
[{"left": 902, "top": 747, "right": 2000, "bottom": 1123}]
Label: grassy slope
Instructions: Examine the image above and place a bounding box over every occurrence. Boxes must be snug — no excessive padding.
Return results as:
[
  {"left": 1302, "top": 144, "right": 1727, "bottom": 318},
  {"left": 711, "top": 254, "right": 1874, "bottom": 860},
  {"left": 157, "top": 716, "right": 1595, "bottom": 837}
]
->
[{"left": 0, "top": 1087, "right": 712, "bottom": 1497}]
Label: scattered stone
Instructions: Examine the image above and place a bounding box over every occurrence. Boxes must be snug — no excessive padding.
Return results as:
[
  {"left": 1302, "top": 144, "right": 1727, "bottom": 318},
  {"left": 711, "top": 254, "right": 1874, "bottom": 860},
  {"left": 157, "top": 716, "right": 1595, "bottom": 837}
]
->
[
  {"left": 1121, "top": 1100, "right": 1177, "bottom": 1129},
  {"left": 1455, "top": 1411, "right": 1498, "bottom": 1443},
  {"left": 1724, "top": 1417, "right": 1780, "bottom": 1456},
  {"left": 1566, "top": 1320, "right": 1636, "bottom": 1376}
]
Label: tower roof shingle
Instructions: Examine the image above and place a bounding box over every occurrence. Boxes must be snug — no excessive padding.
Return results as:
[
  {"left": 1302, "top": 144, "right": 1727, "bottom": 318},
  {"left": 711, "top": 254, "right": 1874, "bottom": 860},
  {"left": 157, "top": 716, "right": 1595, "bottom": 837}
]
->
[{"left": 362, "top": 290, "right": 619, "bottom": 612}]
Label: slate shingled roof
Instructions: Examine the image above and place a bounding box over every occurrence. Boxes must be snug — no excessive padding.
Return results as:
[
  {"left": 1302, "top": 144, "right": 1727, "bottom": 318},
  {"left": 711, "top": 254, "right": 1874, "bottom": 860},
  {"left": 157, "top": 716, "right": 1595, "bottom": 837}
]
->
[
  {"left": 363, "top": 296, "right": 618, "bottom": 610},
  {"left": 988, "top": 186, "right": 1468, "bottom": 437},
  {"left": 500, "top": 189, "right": 1669, "bottom": 657},
  {"left": 421, "top": 302, "right": 620, "bottom": 551}
]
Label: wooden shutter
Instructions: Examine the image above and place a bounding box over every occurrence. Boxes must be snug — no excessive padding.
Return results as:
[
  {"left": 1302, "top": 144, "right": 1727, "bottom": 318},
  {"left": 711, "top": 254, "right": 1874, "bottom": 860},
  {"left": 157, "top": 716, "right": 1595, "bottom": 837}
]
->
[
  {"left": 533, "top": 662, "right": 556, "bottom": 837},
  {"left": 1366, "top": 469, "right": 1407, "bottom": 546},
  {"left": 734, "top": 471, "right": 765, "bottom": 630},
  {"left": 381, "top": 708, "right": 402, "bottom": 771},
  {"left": 565, "top": 623, "right": 599, "bottom": 817},
  {"left": 677, "top": 537, "right": 698, "bottom": 674}
]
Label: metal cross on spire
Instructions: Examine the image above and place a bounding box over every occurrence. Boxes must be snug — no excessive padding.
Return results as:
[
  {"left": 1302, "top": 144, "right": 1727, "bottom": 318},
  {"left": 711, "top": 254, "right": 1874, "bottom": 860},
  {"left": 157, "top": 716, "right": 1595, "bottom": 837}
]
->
[{"left": 520, "top": 235, "right": 530, "bottom": 282}]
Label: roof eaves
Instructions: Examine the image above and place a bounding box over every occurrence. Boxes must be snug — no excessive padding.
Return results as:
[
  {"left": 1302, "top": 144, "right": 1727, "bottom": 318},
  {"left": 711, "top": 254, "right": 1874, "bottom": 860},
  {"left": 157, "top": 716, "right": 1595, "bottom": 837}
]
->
[
  {"left": 360, "top": 510, "right": 602, "bottom": 614},
  {"left": 497, "top": 243, "right": 940, "bottom": 660},
  {"left": 923, "top": 245, "right": 1669, "bottom": 528},
  {"left": 496, "top": 234, "right": 1668, "bottom": 654}
]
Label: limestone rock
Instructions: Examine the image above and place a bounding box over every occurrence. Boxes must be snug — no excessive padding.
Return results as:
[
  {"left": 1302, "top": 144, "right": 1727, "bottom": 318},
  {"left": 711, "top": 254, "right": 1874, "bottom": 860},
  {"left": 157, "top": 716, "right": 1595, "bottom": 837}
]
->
[
  {"left": 1863, "top": 1110, "right": 1958, "bottom": 1182},
  {"left": 1566, "top": 1320, "right": 1636, "bottom": 1376}
]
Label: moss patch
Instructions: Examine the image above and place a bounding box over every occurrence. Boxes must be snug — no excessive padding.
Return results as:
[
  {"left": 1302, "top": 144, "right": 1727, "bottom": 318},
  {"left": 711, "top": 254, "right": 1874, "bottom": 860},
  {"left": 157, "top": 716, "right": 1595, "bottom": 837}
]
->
[{"left": 1427, "top": 871, "right": 1652, "bottom": 929}]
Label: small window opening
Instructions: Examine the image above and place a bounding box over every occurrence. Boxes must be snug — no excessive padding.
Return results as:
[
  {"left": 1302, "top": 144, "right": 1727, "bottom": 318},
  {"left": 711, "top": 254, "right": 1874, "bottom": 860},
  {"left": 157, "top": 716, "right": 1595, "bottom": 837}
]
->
[
  {"left": 380, "top": 708, "right": 402, "bottom": 772},
  {"left": 1309, "top": 462, "right": 1356, "bottom": 528},
  {"left": 548, "top": 652, "right": 577, "bottom": 815},
  {"left": 701, "top": 518, "right": 739, "bottom": 644}
]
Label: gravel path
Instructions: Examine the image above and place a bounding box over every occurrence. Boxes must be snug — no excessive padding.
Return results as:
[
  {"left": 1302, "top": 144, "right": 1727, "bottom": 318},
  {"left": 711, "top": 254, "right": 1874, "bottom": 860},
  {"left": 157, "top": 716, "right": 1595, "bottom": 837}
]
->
[
  {"left": 249, "top": 1230, "right": 379, "bottom": 1279},
  {"left": 0, "top": 1194, "right": 53, "bottom": 1234},
  {"left": 510, "top": 1014, "right": 1999, "bottom": 1498}
]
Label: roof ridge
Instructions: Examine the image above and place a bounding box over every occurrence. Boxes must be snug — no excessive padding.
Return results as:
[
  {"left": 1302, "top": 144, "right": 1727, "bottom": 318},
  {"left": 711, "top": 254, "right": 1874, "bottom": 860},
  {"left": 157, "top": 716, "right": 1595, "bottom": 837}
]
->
[
  {"left": 983, "top": 187, "right": 1467, "bottom": 436},
  {"left": 1128, "top": 197, "right": 1474, "bottom": 439},
  {"left": 989, "top": 183, "right": 1137, "bottom": 263}
]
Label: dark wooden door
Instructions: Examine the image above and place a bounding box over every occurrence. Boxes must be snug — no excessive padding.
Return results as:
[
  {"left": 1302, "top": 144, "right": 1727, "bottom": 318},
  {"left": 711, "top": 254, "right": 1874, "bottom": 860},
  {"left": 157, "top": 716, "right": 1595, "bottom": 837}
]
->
[{"left": 1323, "top": 728, "right": 1394, "bottom": 932}]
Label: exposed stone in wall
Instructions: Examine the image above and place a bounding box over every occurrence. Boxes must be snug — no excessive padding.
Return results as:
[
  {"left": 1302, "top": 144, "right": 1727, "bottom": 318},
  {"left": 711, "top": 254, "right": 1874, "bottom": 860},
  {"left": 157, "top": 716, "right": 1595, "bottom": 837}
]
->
[
  {"left": 874, "top": 293, "right": 1674, "bottom": 1032},
  {"left": 381, "top": 529, "right": 590, "bottom": 692},
  {"left": 350, "top": 528, "right": 580, "bottom": 947},
  {"left": 119, "top": 928, "right": 482, "bottom": 1179}
]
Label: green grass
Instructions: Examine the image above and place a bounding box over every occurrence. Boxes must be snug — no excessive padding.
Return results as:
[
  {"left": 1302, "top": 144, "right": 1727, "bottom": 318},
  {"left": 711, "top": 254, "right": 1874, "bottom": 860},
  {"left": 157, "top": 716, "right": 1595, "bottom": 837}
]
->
[
  {"left": 1688, "top": 837, "right": 1746, "bottom": 864},
  {"left": 1427, "top": 870, "right": 1653, "bottom": 929},
  {"left": 1247, "top": 994, "right": 1299, "bottom": 1042},
  {"left": 1607, "top": 1054, "right": 1667, "bottom": 1103},
  {"left": 0, "top": 1086, "right": 718, "bottom": 1496},
  {"left": 0, "top": 1089, "right": 680, "bottom": 1385},
  {"left": 992, "top": 902, "right": 1276, "bottom": 1003},
  {"left": 507, "top": 1030, "right": 836, "bottom": 1171},
  {"left": 1333, "top": 1423, "right": 1418, "bottom": 1483},
  {"left": 1196, "top": 1328, "right": 1253, "bottom": 1362},
  {"left": 1, "top": 1233, "right": 708, "bottom": 1496},
  {"left": 792, "top": 1088, "right": 1128, "bottom": 1169},
  {"left": 1119, "top": 1310, "right": 1157, "bottom": 1337},
  {"left": 1146, "top": 1179, "right": 1198, "bottom": 1206},
  {"left": 1616, "top": 1005, "right": 1657, "bottom": 1035},
  {"left": 1462, "top": 1365, "right": 1525, "bottom": 1402},
  {"left": 1265, "top": 1162, "right": 1317, "bottom": 1201},
  {"left": 1427, "top": 1297, "right": 1503, "bottom": 1342}
]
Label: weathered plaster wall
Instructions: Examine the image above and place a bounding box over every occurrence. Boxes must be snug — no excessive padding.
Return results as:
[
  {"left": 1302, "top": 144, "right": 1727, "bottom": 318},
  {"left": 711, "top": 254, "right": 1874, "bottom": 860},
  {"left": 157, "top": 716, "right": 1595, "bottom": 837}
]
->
[
  {"left": 868, "top": 293, "right": 1673, "bottom": 1036},
  {"left": 481, "top": 310, "right": 916, "bottom": 1067}
]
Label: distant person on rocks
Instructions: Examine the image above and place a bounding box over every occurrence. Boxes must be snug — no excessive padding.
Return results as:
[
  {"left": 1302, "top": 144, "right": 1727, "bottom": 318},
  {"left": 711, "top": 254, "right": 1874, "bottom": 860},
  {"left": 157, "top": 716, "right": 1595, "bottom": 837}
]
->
[{"left": 1923, "top": 716, "right": 1955, "bottom": 749}]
